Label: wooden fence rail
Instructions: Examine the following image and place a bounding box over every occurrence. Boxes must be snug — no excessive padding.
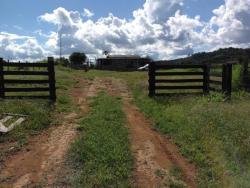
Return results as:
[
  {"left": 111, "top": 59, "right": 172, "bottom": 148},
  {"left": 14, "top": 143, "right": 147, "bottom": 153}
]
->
[
  {"left": 148, "top": 62, "right": 232, "bottom": 97},
  {"left": 0, "top": 57, "right": 56, "bottom": 101}
]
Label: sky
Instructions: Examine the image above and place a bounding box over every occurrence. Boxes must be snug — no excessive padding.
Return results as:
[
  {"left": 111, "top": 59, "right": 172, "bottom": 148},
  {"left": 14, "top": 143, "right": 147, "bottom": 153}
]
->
[{"left": 0, "top": 0, "right": 250, "bottom": 61}]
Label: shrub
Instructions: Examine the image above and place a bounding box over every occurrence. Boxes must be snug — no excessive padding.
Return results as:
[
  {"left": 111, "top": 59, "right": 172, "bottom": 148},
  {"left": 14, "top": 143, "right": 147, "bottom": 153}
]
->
[{"left": 69, "top": 52, "right": 86, "bottom": 66}]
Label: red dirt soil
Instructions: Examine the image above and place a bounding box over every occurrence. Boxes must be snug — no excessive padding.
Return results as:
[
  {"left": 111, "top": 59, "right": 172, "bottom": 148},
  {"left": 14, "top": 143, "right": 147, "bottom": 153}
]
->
[
  {"left": 0, "top": 78, "right": 90, "bottom": 187},
  {"left": 84, "top": 77, "right": 197, "bottom": 188},
  {"left": 0, "top": 77, "right": 197, "bottom": 188}
]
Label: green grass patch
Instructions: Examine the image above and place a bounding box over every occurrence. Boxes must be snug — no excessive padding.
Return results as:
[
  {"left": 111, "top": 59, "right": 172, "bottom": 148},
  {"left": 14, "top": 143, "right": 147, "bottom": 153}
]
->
[
  {"left": 232, "top": 64, "right": 243, "bottom": 90},
  {"left": 0, "top": 100, "right": 51, "bottom": 161},
  {"left": 69, "top": 93, "right": 133, "bottom": 188},
  {"left": 81, "top": 70, "right": 250, "bottom": 187},
  {"left": 0, "top": 65, "right": 86, "bottom": 157},
  {"left": 129, "top": 76, "right": 250, "bottom": 187}
]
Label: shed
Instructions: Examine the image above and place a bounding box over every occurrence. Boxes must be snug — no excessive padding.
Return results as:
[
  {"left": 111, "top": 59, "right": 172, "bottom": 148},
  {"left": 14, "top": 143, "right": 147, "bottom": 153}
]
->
[{"left": 96, "top": 55, "right": 151, "bottom": 71}]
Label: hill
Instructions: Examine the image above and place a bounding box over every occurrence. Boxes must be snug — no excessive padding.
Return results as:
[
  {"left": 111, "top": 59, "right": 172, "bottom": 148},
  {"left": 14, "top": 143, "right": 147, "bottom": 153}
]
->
[{"left": 161, "top": 47, "right": 250, "bottom": 64}]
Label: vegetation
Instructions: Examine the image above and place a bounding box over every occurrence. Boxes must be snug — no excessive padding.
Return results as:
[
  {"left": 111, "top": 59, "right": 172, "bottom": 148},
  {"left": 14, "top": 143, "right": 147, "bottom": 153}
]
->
[
  {"left": 102, "top": 50, "right": 110, "bottom": 57},
  {"left": 69, "top": 93, "right": 133, "bottom": 187},
  {"left": 0, "top": 100, "right": 50, "bottom": 144},
  {"left": 0, "top": 65, "right": 83, "bottom": 161},
  {"left": 165, "top": 47, "right": 250, "bottom": 64},
  {"left": 56, "top": 57, "right": 70, "bottom": 67},
  {"left": 1, "top": 58, "right": 250, "bottom": 187},
  {"left": 80, "top": 69, "right": 250, "bottom": 187},
  {"left": 102, "top": 70, "right": 250, "bottom": 188},
  {"left": 69, "top": 52, "right": 87, "bottom": 65},
  {"left": 132, "top": 91, "right": 250, "bottom": 187},
  {"left": 232, "top": 64, "right": 243, "bottom": 90}
]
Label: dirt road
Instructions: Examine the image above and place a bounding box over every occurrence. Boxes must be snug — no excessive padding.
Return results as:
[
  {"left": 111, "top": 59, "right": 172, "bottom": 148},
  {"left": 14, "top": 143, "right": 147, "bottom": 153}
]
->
[
  {"left": 86, "top": 77, "right": 197, "bottom": 188},
  {"left": 0, "top": 77, "right": 196, "bottom": 188},
  {"left": 0, "top": 78, "right": 91, "bottom": 187}
]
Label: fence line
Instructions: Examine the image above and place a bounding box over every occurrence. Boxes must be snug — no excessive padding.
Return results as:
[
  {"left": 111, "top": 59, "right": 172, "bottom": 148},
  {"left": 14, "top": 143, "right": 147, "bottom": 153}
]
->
[
  {"left": 148, "top": 62, "right": 232, "bottom": 97},
  {"left": 0, "top": 57, "right": 56, "bottom": 101}
]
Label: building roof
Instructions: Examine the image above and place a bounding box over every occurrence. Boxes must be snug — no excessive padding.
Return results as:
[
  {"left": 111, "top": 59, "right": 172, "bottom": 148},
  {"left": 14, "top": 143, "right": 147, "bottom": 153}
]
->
[
  {"left": 107, "top": 55, "right": 141, "bottom": 59},
  {"left": 98, "top": 55, "right": 150, "bottom": 60}
]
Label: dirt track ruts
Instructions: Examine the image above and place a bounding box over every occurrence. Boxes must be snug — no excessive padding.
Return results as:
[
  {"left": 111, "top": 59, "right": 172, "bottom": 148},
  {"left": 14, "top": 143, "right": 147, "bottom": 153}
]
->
[
  {"left": 84, "top": 77, "right": 197, "bottom": 188},
  {"left": 0, "top": 77, "right": 197, "bottom": 188},
  {"left": 0, "top": 78, "right": 90, "bottom": 188}
]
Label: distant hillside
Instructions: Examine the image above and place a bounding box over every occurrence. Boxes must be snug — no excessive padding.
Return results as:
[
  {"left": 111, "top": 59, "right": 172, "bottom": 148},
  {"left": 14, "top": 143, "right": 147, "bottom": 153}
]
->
[{"left": 160, "top": 47, "right": 250, "bottom": 64}]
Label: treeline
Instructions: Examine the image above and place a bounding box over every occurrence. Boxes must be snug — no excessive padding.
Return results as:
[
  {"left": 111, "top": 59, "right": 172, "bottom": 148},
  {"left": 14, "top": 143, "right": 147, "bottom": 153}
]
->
[{"left": 165, "top": 47, "right": 250, "bottom": 64}]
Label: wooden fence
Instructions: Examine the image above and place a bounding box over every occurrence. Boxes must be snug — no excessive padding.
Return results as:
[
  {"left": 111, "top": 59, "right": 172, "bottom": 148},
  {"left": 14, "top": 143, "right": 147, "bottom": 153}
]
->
[
  {"left": 0, "top": 57, "right": 56, "bottom": 101},
  {"left": 148, "top": 62, "right": 232, "bottom": 97},
  {"left": 209, "top": 64, "right": 232, "bottom": 96}
]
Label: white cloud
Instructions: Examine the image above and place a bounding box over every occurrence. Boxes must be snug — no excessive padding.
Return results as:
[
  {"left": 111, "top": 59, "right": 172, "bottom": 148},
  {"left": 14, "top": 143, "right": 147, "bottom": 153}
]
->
[
  {"left": 0, "top": 32, "right": 33, "bottom": 41},
  {"left": 39, "top": 7, "right": 78, "bottom": 26},
  {"left": 1, "top": 0, "right": 250, "bottom": 61},
  {"left": 134, "top": 0, "right": 184, "bottom": 23},
  {"left": 39, "top": 0, "right": 196, "bottom": 59},
  {"left": 202, "top": 0, "right": 250, "bottom": 49},
  {"left": 0, "top": 32, "right": 48, "bottom": 61},
  {"left": 13, "top": 25, "right": 23, "bottom": 30},
  {"left": 83, "top": 8, "right": 94, "bottom": 18}
]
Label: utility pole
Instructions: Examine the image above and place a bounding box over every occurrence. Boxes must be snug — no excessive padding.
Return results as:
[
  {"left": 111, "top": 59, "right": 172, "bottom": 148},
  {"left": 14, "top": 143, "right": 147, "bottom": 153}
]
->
[
  {"left": 59, "top": 30, "right": 62, "bottom": 64},
  {"left": 58, "top": 25, "right": 62, "bottom": 64}
]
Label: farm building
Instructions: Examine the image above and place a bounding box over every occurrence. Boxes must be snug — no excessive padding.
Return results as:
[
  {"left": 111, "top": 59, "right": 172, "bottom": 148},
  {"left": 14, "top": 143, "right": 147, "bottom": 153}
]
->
[{"left": 96, "top": 55, "right": 151, "bottom": 71}]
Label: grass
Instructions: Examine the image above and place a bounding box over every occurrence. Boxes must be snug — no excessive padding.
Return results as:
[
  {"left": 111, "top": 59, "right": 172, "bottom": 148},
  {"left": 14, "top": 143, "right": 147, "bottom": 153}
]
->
[
  {"left": 0, "top": 100, "right": 51, "bottom": 143},
  {"left": 69, "top": 93, "right": 133, "bottom": 188},
  {"left": 1, "top": 63, "right": 250, "bottom": 187},
  {"left": 132, "top": 92, "right": 250, "bottom": 187},
  {"left": 232, "top": 64, "right": 243, "bottom": 90},
  {"left": 119, "top": 72, "right": 250, "bottom": 187},
  {"left": 0, "top": 65, "right": 84, "bottom": 161},
  {"left": 81, "top": 69, "right": 250, "bottom": 187}
]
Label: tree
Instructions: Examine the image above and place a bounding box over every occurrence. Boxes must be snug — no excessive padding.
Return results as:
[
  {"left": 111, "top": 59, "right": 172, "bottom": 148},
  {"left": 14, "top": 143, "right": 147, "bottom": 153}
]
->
[
  {"left": 103, "top": 50, "right": 110, "bottom": 57},
  {"left": 69, "top": 52, "right": 87, "bottom": 65},
  {"left": 61, "top": 57, "right": 70, "bottom": 67}
]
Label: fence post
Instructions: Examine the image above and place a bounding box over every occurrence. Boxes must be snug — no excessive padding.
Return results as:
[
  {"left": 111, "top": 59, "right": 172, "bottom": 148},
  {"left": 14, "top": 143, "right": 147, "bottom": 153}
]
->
[
  {"left": 222, "top": 64, "right": 227, "bottom": 92},
  {"left": 226, "top": 64, "right": 232, "bottom": 96},
  {"left": 48, "top": 57, "right": 56, "bottom": 101},
  {"left": 222, "top": 64, "right": 232, "bottom": 96},
  {"left": 242, "top": 59, "right": 249, "bottom": 90},
  {"left": 148, "top": 61, "right": 155, "bottom": 97},
  {"left": 0, "top": 58, "right": 5, "bottom": 99},
  {"left": 203, "top": 64, "right": 210, "bottom": 94}
]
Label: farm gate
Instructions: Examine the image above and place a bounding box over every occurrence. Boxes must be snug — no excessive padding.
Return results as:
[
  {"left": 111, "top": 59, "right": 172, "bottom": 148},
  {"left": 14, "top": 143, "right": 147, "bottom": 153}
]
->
[
  {"left": 148, "top": 61, "right": 232, "bottom": 97},
  {"left": 0, "top": 57, "right": 56, "bottom": 101}
]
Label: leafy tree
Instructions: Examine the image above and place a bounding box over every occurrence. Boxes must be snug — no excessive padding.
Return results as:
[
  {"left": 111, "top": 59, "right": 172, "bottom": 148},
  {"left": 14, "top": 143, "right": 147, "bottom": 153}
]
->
[
  {"left": 61, "top": 57, "right": 70, "bottom": 67},
  {"left": 103, "top": 50, "right": 110, "bottom": 57},
  {"left": 55, "top": 57, "right": 69, "bottom": 66},
  {"left": 69, "top": 52, "right": 87, "bottom": 65}
]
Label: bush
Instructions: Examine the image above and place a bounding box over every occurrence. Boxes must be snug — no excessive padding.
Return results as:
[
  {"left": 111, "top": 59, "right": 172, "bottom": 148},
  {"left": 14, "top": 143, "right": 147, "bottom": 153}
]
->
[
  {"left": 69, "top": 52, "right": 86, "bottom": 66},
  {"left": 232, "top": 64, "right": 243, "bottom": 90}
]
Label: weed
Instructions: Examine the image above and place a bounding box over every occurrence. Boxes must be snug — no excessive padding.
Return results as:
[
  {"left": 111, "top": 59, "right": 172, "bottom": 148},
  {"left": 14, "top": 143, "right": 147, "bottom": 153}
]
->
[
  {"left": 81, "top": 70, "right": 250, "bottom": 187},
  {"left": 69, "top": 93, "right": 133, "bottom": 188}
]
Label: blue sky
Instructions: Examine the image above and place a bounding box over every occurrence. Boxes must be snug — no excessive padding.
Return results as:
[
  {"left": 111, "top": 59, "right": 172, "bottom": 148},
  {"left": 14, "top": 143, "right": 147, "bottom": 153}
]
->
[
  {"left": 0, "top": 0, "right": 143, "bottom": 35},
  {"left": 0, "top": 0, "right": 249, "bottom": 60},
  {"left": 0, "top": 0, "right": 222, "bottom": 34}
]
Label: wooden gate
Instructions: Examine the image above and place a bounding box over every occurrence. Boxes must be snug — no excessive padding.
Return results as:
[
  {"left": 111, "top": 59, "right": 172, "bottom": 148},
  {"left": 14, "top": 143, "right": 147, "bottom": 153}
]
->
[
  {"left": 0, "top": 57, "right": 56, "bottom": 101},
  {"left": 148, "top": 61, "right": 232, "bottom": 97},
  {"left": 209, "top": 64, "right": 232, "bottom": 96}
]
